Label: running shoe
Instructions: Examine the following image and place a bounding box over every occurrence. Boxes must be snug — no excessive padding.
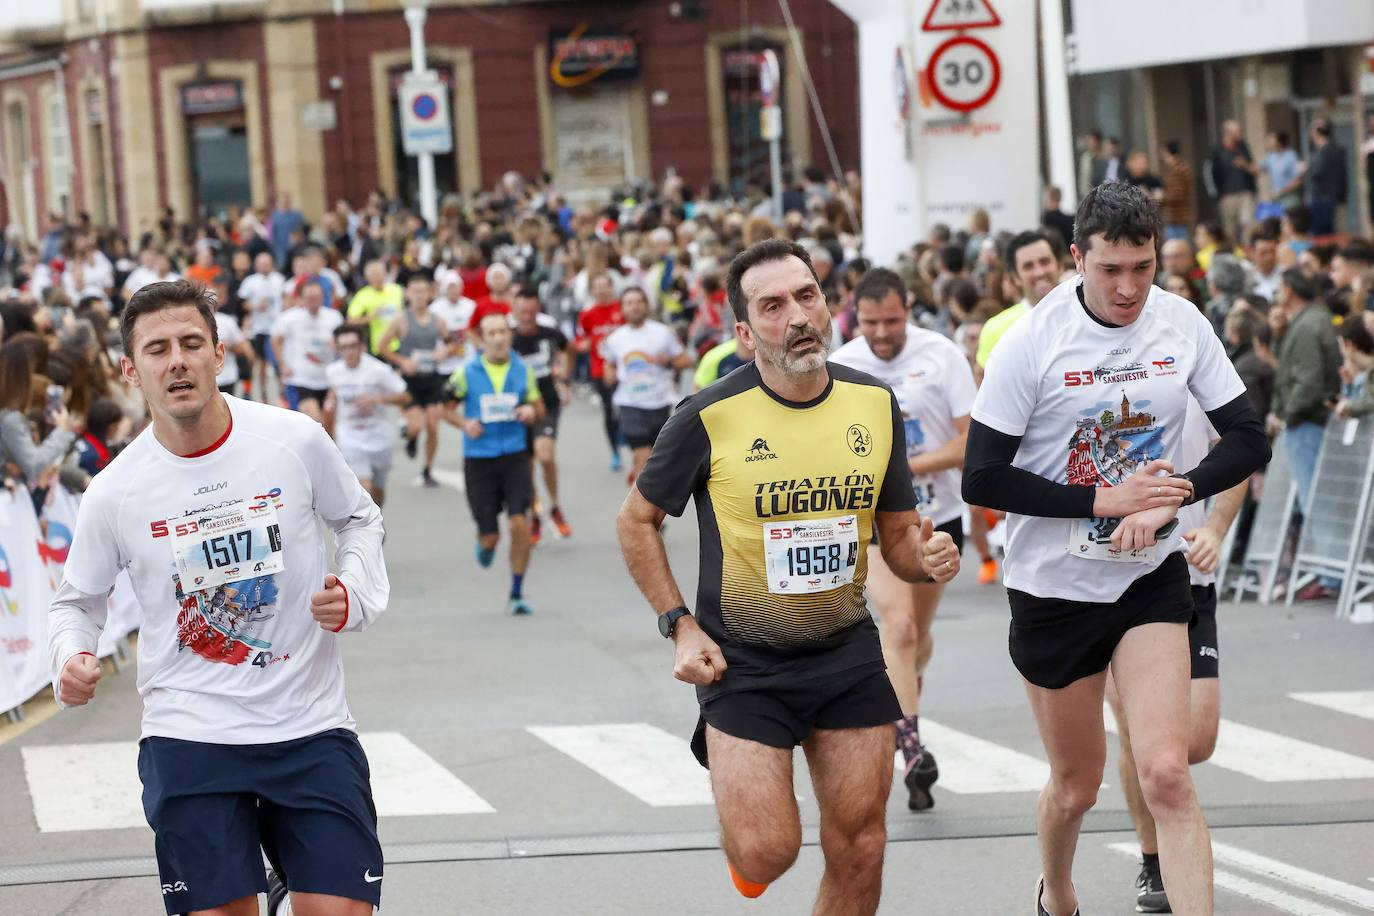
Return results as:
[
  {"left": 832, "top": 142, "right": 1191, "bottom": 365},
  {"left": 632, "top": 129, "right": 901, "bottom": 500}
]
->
[
  {"left": 530, "top": 514, "right": 542, "bottom": 546},
  {"left": 727, "top": 860, "right": 769, "bottom": 899},
  {"left": 507, "top": 597, "right": 533, "bottom": 616},
  {"left": 404, "top": 433, "right": 418, "bottom": 460},
  {"left": 550, "top": 507, "right": 573, "bottom": 538},
  {"left": 977, "top": 557, "right": 999, "bottom": 586},
  {"left": 266, "top": 865, "right": 287, "bottom": 916},
  {"left": 422, "top": 469, "right": 439, "bottom": 488},
  {"left": 1134, "top": 858, "right": 1169, "bottom": 912},
  {"left": 610, "top": 451, "right": 623, "bottom": 473},
  {"left": 475, "top": 544, "right": 495, "bottom": 569},
  {"left": 904, "top": 744, "right": 939, "bottom": 811},
  {"left": 1036, "top": 876, "right": 1080, "bottom": 916}
]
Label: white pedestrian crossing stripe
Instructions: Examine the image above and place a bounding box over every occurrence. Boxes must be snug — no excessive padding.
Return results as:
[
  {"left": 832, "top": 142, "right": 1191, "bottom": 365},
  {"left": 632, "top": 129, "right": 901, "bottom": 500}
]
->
[
  {"left": 915, "top": 719, "right": 1050, "bottom": 794},
  {"left": 1108, "top": 842, "right": 1374, "bottom": 915},
  {"left": 1103, "top": 705, "right": 1374, "bottom": 782},
  {"left": 1290, "top": 690, "right": 1374, "bottom": 722},
  {"left": 526, "top": 723, "right": 715, "bottom": 806},
  {"left": 19, "top": 732, "right": 492, "bottom": 833}
]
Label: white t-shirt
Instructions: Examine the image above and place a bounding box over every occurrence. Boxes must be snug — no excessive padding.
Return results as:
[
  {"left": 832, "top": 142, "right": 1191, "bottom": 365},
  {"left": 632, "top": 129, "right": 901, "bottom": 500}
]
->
[
  {"left": 831, "top": 327, "right": 976, "bottom": 525},
  {"left": 428, "top": 294, "right": 476, "bottom": 373},
  {"left": 1177, "top": 396, "right": 1220, "bottom": 588},
  {"left": 972, "top": 277, "right": 1246, "bottom": 602},
  {"left": 214, "top": 312, "right": 246, "bottom": 388},
  {"left": 604, "top": 320, "right": 684, "bottom": 410},
  {"left": 125, "top": 268, "right": 181, "bottom": 297},
  {"left": 273, "top": 307, "right": 343, "bottom": 390},
  {"left": 325, "top": 355, "right": 408, "bottom": 453},
  {"left": 238, "top": 271, "right": 287, "bottom": 337},
  {"left": 50, "top": 396, "right": 386, "bottom": 743}
]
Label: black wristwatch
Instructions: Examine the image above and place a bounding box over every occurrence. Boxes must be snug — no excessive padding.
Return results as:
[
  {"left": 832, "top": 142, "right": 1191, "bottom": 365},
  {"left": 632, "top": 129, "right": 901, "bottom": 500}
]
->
[
  {"left": 1175, "top": 472, "right": 1196, "bottom": 506},
  {"left": 657, "top": 607, "right": 692, "bottom": 639}
]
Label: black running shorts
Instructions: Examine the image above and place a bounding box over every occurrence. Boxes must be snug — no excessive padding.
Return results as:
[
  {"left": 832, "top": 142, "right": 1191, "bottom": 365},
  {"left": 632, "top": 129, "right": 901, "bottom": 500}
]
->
[
  {"left": 690, "top": 664, "right": 901, "bottom": 769},
  {"left": 404, "top": 372, "right": 449, "bottom": 407},
  {"left": 1007, "top": 551, "right": 1194, "bottom": 690},
  {"left": 1189, "top": 583, "right": 1219, "bottom": 679},
  {"left": 618, "top": 405, "right": 672, "bottom": 449},
  {"left": 528, "top": 406, "right": 560, "bottom": 446},
  {"left": 463, "top": 454, "right": 533, "bottom": 535}
]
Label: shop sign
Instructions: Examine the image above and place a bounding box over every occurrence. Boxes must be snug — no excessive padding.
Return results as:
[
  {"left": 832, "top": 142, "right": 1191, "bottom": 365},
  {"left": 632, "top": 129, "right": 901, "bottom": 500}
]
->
[
  {"left": 549, "top": 24, "right": 639, "bottom": 88},
  {"left": 180, "top": 81, "right": 243, "bottom": 116}
]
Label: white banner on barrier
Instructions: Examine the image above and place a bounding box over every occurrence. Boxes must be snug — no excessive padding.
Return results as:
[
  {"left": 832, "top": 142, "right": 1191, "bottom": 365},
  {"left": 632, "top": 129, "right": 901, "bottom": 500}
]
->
[{"left": 0, "top": 489, "right": 56, "bottom": 713}]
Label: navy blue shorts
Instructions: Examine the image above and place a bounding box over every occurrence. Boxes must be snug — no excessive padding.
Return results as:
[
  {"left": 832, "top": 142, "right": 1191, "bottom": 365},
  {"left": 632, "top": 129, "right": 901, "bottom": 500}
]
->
[{"left": 138, "top": 727, "right": 383, "bottom": 915}]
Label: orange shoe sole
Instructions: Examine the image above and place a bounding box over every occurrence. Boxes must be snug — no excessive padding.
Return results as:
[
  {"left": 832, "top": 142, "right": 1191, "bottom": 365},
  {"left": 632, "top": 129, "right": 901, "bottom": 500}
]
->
[
  {"left": 728, "top": 861, "right": 769, "bottom": 899},
  {"left": 977, "top": 560, "right": 998, "bottom": 585}
]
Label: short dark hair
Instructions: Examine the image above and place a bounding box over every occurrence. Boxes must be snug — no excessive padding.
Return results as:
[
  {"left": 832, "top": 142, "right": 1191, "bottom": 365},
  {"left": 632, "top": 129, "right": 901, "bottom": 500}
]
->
[
  {"left": 334, "top": 324, "right": 365, "bottom": 345},
  {"left": 1284, "top": 204, "right": 1312, "bottom": 236},
  {"left": 1164, "top": 139, "right": 1182, "bottom": 157},
  {"left": 1337, "top": 243, "right": 1374, "bottom": 266},
  {"left": 1272, "top": 130, "right": 1290, "bottom": 147},
  {"left": 1281, "top": 267, "right": 1319, "bottom": 303},
  {"left": 513, "top": 283, "right": 540, "bottom": 300},
  {"left": 1006, "top": 230, "right": 1056, "bottom": 270},
  {"left": 947, "top": 277, "right": 979, "bottom": 312},
  {"left": 725, "top": 238, "right": 820, "bottom": 323},
  {"left": 1338, "top": 314, "right": 1374, "bottom": 355},
  {"left": 85, "top": 398, "right": 124, "bottom": 440},
  {"left": 852, "top": 268, "right": 908, "bottom": 310},
  {"left": 621, "top": 285, "right": 650, "bottom": 306},
  {"left": 405, "top": 268, "right": 435, "bottom": 285},
  {"left": 1249, "top": 223, "right": 1281, "bottom": 245},
  {"left": 1072, "top": 180, "right": 1162, "bottom": 252},
  {"left": 938, "top": 243, "right": 965, "bottom": 274},
  {"left": 121, "top": 279, "right": 218, "bottom": 357}
]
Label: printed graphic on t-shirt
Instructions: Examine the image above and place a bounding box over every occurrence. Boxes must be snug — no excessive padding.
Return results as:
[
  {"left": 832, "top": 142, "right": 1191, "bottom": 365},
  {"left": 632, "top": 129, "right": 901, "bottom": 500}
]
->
[
  {"left": 164, "top": 487, "right": 289, "bottom": 668},
  {"left": 1066, "top": 389, "right": 1164, "bottom": 552}
]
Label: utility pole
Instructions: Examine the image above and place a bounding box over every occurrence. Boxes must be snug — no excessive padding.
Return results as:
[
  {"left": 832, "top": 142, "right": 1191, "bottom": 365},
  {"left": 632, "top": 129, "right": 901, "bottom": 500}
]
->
[{"left": 404, "top": 3, "right": 438, "bottom": 228}]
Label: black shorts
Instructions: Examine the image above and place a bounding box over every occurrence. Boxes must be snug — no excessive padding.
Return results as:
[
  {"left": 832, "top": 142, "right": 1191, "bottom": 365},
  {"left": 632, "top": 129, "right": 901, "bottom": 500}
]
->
[
  {"left": 1007, "top": 551, "right": 1194, "bottom": 690},
  {"left": 138, "top": 728, "right": 382, "bottom": 915},
  {"left": 464, "top": 454, "right": 533, "bottom": 534},
  {"left": 404, "top": 372, "right": 448, "bottom": 407},
  {"left": 251, "top": 333, "right": 272, "bottom": 360},
  {"left": 690, "top": 665, "right": 901, "bottom": 769},
  {"left": 287, "top": 385, "right": 329, "bottom": 407},
  {"left": 1189, "top": 584, "right": 1219, "bottom": 679},
  {"left": 618, "top": 405, "right": 672, "bottom": 449},
  {"left": 529, "top": 406, "right": 560, "bottom": 444}
]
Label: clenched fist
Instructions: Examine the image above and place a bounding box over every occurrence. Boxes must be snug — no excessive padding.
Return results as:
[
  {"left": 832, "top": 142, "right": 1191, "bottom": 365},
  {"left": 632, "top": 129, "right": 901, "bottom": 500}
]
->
[
  {"left": 917, "top": 517, "right": 960, "bottom": 584},
  {"left": 60, "top": 653, "right": 102, "bottom": 707},
  {"left": 310, "top": 574, "right": 349, "bottom": 632}
]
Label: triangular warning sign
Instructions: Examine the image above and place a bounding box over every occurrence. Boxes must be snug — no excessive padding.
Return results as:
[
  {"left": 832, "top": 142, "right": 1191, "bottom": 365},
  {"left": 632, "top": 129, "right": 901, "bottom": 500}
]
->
[{"left": 922, "top": 0, "right": 1001, "bottom": 31}]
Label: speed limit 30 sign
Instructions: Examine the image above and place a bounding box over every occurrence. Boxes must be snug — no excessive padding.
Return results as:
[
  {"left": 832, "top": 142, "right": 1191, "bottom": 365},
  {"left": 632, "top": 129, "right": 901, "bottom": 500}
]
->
[{"left": 926, "top": 35, "right": 1000, "bottom": 114}]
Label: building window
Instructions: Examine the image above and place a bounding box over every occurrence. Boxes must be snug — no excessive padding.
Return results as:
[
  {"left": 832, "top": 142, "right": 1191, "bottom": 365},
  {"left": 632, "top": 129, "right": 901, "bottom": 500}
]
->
[{"left": 47, "top": 88, "right": 71, "bottom": 216}]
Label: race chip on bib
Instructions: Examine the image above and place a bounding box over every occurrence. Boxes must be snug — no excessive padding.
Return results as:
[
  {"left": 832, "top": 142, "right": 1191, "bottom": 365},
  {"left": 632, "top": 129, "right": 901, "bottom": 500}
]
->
[
  {"left": 169, "top": 500, "right": 286, "bottom": 593},
  {"left": 763, "top": 515, "right": 860, "bottom": 595},
  {"left": 1068, "top": 515, "right": 1155, "bottom": 563},
  {"left": 479, "top": 392, "right": 520, "bottom": 424}
]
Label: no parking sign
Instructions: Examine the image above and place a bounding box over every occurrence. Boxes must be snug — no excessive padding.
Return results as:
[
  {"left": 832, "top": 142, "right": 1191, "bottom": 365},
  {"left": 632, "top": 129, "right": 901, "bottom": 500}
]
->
[{"left": 399, "top": 70, "right": 453, "bottom": 156}]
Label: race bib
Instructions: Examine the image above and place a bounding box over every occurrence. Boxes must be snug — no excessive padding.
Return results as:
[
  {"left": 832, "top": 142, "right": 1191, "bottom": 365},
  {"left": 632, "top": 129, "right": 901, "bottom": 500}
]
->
[
  {"left": 305, "top": 335, "right": 333, "bottom": 366},
  {"left": 903, "top": 418, "right": 926, "bottom": 455},
  {"left": 1068, "top": 517, "right": 1155, "bottom": 563},
  {"left": 412, "top": 348, "right": 437, "bottom": 373},
  {"left": 764, "top": 515, "right": 860, "bottom": 595},
  {"left": 169, "top": 501, "right": 285, "bottom": 593},
  {"left": 479, "top": 392, "right": 520, "bottom": 423},
  {"left": 913, "top": 476, "right": 940, "bottom": 516}
]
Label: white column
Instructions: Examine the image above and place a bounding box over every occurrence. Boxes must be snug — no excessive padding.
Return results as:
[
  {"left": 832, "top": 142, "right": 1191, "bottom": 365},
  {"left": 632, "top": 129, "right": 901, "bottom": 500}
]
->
[{"left": 1039, "top": 0, "right": 1077, "bottom": 211}]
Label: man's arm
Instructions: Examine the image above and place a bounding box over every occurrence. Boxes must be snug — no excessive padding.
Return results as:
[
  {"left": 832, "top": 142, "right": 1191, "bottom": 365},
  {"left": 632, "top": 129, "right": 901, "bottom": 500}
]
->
[
  {"left": 1182, "top": 477, "right": 1249, "bottom": 575},
  {"left": 310, "top": 423, "right": 389, "bottom": 633},
  {"left": 874, "top": 509, "right": 959, "bottom": 584},
  {"left": 909, "top": 415, "right": 969, "bottom": 476}
]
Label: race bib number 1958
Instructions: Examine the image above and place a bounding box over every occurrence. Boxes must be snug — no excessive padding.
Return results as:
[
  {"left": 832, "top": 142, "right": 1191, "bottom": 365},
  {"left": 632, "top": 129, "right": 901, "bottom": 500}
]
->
[
  {"left": 169, "top": 501, "right": 285, "bottom": 592},
  {"left": 764, "top": 515, "right": 860, "bottom": 595}
]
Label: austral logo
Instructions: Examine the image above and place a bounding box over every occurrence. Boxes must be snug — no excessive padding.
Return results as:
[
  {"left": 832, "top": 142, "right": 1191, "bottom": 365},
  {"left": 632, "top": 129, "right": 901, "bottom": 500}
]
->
[
  {"left": 847, "top": 424, "right": 872, "bottom": 457},
  {"left": 746, "top": 438, "right": 779, "bottom": 462}
]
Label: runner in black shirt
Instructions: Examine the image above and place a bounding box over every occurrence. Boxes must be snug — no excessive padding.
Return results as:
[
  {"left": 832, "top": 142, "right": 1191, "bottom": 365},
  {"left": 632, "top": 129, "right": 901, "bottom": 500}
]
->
[{"left": 512, "top": 286, "right": 574, "bottom": 542}]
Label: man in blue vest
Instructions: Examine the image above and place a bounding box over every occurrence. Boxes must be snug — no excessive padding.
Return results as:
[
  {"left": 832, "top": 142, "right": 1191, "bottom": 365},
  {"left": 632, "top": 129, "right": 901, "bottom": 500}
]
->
[{"left": 446, "top": 311, "right": 544, "bottom": 614}]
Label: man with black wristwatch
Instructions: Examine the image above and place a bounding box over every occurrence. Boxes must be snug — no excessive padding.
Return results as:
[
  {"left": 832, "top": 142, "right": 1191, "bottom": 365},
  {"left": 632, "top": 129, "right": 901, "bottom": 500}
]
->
[{"left": 616, "top": 239, "right": 958, "bottom": 915}]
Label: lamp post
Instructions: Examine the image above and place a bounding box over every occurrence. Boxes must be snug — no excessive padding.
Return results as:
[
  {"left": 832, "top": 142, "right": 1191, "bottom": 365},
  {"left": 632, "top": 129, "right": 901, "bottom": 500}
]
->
[{"left": 403, "top": 2, "right": 438, "bottom": 228}]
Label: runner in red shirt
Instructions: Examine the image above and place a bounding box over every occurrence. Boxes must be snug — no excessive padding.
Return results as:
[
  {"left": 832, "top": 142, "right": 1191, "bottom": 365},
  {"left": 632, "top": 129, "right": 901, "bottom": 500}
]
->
[{"left": 576, "top": 273, "right": 626, "bottom": 471}]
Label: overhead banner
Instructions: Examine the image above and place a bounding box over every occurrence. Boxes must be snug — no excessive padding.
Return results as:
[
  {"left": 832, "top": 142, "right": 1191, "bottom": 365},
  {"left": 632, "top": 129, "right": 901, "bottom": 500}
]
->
[{"left": 911, "top": 0, "right": 1039, "bottom": 233}]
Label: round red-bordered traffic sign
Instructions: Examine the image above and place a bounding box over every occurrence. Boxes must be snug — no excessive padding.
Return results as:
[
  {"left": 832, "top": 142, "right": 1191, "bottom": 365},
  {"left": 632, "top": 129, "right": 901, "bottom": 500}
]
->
[
  {"left": 411, "top": 92, "right": 439, "bottom": 120},
  {"left": 925, "top": 35, "right": 1001, "bottom": 114}
]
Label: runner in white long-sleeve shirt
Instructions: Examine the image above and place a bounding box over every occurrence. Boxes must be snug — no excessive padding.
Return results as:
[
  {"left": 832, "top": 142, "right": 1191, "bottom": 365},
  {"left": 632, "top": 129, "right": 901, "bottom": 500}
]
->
[{"left": 48, "top": 279, "right": 388, "bottom": 916}]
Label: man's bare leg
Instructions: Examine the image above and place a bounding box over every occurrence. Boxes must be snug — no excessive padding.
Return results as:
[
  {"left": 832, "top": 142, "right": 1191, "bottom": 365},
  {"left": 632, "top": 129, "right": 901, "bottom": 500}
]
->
[
  {"left": 802, "top": 725, "right": 893, "bottom": 916},
  {"left": 705, "top": 725, "right": 801, "bottom": 886}
]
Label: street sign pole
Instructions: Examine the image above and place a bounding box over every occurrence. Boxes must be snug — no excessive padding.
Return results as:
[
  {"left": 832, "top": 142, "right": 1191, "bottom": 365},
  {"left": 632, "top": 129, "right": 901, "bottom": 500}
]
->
[
  {"left": 404, "top": 4, "right": 438, "bottom": 228},
  {"left": 759, "top": 50, "right": 783, "bottom": 221}
]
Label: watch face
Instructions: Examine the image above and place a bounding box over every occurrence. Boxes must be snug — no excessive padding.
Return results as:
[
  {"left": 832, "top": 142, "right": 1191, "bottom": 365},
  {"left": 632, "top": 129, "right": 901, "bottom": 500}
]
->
[{"left": 658, "top": 612, "right": 673, "bottom": 638}]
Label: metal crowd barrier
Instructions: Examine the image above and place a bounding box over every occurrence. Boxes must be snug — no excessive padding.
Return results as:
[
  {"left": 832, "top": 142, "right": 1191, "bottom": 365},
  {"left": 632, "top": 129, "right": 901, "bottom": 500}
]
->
[
  {"left": 1286, "top": 417, "right": 1374, "bottom": 614},
  {"left": 1233, "top": 439, "right": 1297, "bottom": 604}
]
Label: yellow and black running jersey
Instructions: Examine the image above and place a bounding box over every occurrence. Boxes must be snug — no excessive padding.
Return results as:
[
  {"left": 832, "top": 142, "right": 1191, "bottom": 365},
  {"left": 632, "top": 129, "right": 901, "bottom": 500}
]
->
[{"left": 638, "top": 361, "right": 915, "bottom": 674}]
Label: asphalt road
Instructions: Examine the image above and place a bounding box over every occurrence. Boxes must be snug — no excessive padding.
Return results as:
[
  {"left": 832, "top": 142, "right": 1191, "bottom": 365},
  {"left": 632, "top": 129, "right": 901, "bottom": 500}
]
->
[{"left": 2, "top": 395, "right": 1373, "bottom": 915}]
